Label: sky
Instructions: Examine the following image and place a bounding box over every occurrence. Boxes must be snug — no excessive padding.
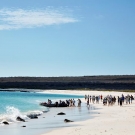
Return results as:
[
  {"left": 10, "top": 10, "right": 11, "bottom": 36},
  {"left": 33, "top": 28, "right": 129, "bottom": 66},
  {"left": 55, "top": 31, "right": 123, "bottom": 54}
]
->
[{"left": 0, "top": 0, "right": 135, "bottom": 77}]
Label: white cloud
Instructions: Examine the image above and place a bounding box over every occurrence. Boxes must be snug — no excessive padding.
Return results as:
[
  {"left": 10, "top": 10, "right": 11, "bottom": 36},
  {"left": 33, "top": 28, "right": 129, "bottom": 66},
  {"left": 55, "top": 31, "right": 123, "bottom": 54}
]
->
[{"left": 0, "top": 8, "right": 78, "bottom": 30}]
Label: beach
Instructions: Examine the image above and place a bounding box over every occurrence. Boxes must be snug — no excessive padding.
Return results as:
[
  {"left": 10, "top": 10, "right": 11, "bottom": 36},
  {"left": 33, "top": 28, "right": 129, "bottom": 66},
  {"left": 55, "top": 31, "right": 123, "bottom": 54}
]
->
[
  {"left": 0, "top": 91, "right": 84, "bottom": 135},
  {"left": 41, "top": 90, "right": 135, "bottom": 135},
  {"left": 0, "top": 90, "right": 135, "bottom": 135}
]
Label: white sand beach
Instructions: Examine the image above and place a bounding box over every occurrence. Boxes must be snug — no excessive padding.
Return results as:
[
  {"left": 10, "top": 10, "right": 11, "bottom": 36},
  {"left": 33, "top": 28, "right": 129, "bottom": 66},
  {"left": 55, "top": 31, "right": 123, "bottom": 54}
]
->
[
  {"left": 1, "top": 90, "right": 134, "bottom": 135},
  {"left": 42, "top": 90, "right": 135, "bottom": 135}
]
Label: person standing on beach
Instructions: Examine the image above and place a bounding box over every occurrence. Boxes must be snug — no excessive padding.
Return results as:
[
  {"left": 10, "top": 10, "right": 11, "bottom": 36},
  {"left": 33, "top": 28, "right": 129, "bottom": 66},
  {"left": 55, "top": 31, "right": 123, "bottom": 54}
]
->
[
  {"left": 96, "top": 96, "right": 99, "bottom": 104},
  {"left": 122, "top": 94, "right": 124, "bottom": 103},
  {"left": 128, "top": 95, "right": 131, "bottom": 104},
  {"left": 69, "top": 99, "right": 71, "bottom": 107},
  {"left": 126, "top": 96, "right": 128, "bottom": 104},
  {"left": 131, "top": 95, "right": 133, "bottom": 103},
  {"left": 85, "top": 95, "right": 87, "bottom": 100},
  {"left": 87, "top": 96, "right": 90, "bottom": 106},
  {"left": 92, "top": 96, "right": 95, "bottom": 103},
  {"left": 100, "top": 95, "right": 103, "bottom": 101},
  {"left": 120, "top": 97, "right": 122, "bottom": 106},
  {"left": 78, "top": 99, "right": 81, "bottom": 107},
  {"left": 118, "top": 96, "right": 120, "bottom": 105},
  {"left": 73, "top": 99, "right": 75, "bottom": 106},
  {"left": 66, "top": 100, "right": 70, "bottom": 106},
  {"left": 90, "top": 95, "right": 91, "bottom": 103},
  {"left": 79, "top": 99, "right": 82, "bottom": 106},
  {"left": 70, "top": 99, "right": 73, "bottom": 106}
]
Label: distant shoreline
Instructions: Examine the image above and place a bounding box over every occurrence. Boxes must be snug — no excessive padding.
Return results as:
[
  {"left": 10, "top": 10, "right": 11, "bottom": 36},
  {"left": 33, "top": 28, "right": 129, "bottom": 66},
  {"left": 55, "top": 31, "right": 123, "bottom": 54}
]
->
[{"left": 0, "top": 75, "right": 135, "bottom": 91}]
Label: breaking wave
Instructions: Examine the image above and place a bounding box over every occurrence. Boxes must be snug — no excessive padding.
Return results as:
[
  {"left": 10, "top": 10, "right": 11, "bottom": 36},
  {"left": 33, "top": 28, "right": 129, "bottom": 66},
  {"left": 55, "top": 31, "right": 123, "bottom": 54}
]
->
[{"left": 0, "top": 106, "right": 48, "bottom": 126}]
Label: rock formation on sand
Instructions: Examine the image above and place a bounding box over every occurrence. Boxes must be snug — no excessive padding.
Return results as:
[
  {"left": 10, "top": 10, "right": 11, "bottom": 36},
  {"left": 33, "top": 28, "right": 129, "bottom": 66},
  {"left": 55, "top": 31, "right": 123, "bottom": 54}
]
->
[
  {"left": 16, "top": 116, "right": 25, "bottom": 122},
  {"left": 64, "top": 119, "right": 73, "bottom": 122},
  {"left": 57, "top": 112, "right": 66, "bottom": 115}
]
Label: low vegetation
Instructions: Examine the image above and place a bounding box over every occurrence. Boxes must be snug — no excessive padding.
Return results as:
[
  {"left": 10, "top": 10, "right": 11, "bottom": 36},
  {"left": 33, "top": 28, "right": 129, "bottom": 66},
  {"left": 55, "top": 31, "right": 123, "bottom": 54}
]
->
[{"left": 0, "top": 75, "right": 135, "bottom": 91}]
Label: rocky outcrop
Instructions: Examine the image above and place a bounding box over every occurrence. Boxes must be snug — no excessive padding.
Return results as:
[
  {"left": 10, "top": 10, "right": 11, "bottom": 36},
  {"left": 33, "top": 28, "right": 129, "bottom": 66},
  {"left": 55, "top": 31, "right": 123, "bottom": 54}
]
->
[
  {"left": 57, "top": 112, "right": 66, "bottom": 115},
  {"left": 27, "top": 115, "right": 38, "bottom": 119},
  {"left": 64, "top": 119, "right": 73, "bottom": 122},
  {"left": 16, "top": 116, "right": 25, "bottom": 122},
  {"left": 3, "top": 121, "right": 9, "bottom": 125}
]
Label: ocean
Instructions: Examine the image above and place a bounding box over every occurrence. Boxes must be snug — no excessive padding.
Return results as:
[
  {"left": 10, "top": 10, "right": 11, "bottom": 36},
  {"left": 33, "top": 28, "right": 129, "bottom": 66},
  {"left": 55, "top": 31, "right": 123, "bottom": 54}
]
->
[{"left": 0, "top": 90, "right": 83, "bottom": 126}]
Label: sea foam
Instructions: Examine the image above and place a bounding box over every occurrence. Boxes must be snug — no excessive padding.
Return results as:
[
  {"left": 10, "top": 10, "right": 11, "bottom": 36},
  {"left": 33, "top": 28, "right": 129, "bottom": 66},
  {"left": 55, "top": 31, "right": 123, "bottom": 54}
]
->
[{"left": 0, "top": 106, "right": 47, "bottom": 126}]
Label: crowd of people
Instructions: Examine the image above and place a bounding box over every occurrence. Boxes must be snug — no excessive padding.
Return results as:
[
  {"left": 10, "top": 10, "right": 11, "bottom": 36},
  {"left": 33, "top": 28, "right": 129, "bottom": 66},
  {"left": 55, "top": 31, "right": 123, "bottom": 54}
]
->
[
  {"left": 46, "top": 98, "right": 82, "bottom": 107},
  {"left": 85, "top": 94, "right": 134, "bottom": 107},
  {"left": 117, "top": 94, "right": 134, "bottom": 106},
  {"left": 43, "top": 93, "right": 134, "bottom": 108},
  {"left": 85, "top": 95, "right": 103, "bottom": 106}
]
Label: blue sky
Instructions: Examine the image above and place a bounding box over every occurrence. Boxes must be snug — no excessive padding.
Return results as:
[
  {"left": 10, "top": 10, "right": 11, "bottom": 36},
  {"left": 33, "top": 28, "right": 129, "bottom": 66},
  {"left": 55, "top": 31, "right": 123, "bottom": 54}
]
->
[{"left": 0, "top": 0, "right": 135, "bottom": 77}]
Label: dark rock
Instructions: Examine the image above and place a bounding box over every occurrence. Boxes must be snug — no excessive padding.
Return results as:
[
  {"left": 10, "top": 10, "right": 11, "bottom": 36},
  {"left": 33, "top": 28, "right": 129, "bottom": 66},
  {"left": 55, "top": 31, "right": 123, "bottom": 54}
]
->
[
  {"left": 64, "top": 119, "right": 74, "bottom": 123},
  {"left": 3, "top": 121, "right": 9, "bottom": 125},
  {"left": 16, "top": 116, "right": 25, "bottom": 122},
  {"left": 57, "top": 112, "right": 66, "bottom": 115},
  {"left": 22, "top": 125, "right": 26, "bottom": 127},
  {"left": 27, "top": 115, "right": 38, "bottom": 119},
  {"left": 20, "top": 91, "right": 30, "bottom": 92},
  {"left": 42, "top": 110, "right": 48, "bottom": 113}
]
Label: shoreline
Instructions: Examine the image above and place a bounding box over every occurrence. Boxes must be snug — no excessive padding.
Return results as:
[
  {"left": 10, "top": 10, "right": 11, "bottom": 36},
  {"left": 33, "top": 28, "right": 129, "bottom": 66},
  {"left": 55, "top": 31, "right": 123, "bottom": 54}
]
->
[
  {"left": 0, "top": 90, "right": 135, "bottom": 135},
  {"left": 0, "top": 90, "right": 91, "bottom": 135},
  {"left": 41, "top": 90, "right": 135, "bottom": 135}
]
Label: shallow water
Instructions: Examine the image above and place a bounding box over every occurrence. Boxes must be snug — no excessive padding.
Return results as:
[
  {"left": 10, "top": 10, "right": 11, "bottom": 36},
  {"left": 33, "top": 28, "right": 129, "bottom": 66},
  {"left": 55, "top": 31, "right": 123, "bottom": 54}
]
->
[
  {"left": 0, "top": 102, "right": 96, "bottom": 135},
  {"left": 0, "top": 90, "right": 96, "bottom": 135},
  {"left": 0, "top": 90, "right": 83, "bottom": 124}
]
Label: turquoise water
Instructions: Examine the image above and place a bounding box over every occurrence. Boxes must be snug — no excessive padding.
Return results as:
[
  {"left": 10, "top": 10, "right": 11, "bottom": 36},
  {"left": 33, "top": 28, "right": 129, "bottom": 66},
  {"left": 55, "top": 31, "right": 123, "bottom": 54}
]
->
[{"left": 0, "top": 90, "right": 83, "bottom": 124}]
